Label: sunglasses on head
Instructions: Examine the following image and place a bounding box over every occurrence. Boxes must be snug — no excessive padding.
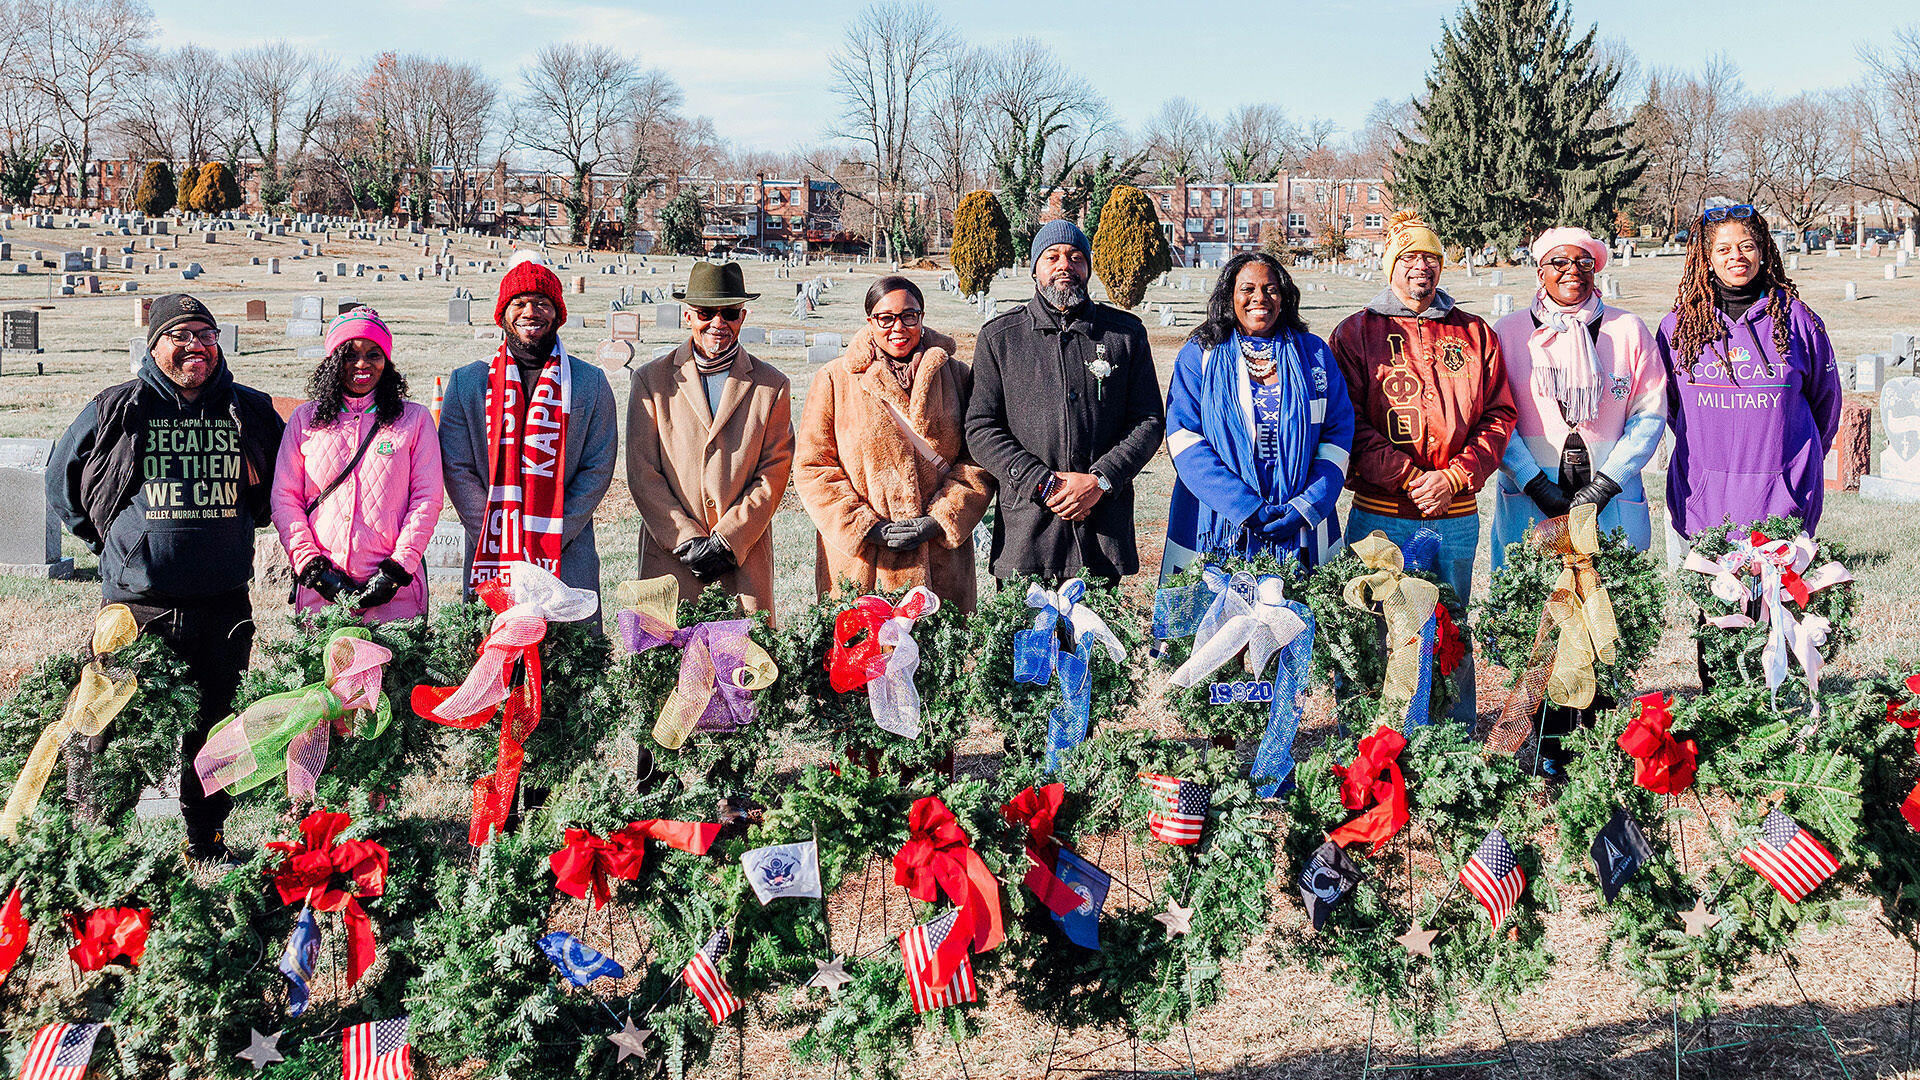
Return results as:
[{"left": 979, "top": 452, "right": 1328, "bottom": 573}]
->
[
  {"left": 692, "top": 306, "right": 744, "bottom": 322},
  {"left": 1702, "top": 204, "right": 1755, "bottom": 225}
]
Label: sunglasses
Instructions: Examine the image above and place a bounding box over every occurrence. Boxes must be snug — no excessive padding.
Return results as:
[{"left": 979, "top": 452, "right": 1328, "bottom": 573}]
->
[
  {"left": 691, "top": 306, "right": 744, "bottom": 322},
  {"left": 1541, "top": 256, "right": 1596, "bottom": 273},
  {"left": 1702, "top": 204, "right": 1755, "bottom": 225},
  {"left": 868, "top": 310, "right": 922, "bottom": 329},
  {"left": 162, "top": 328, "right": 221, "bottom": 346}
]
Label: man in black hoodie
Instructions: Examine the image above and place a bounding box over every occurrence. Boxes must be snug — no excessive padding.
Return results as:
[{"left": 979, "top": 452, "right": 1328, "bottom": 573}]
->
[{"left": 48, "top": 293, "right": 285, "bottom": 860}]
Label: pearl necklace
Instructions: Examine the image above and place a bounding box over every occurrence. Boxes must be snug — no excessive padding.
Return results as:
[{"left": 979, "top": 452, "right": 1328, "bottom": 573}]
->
[{"left": 1239, "top": 338, "right": 1277, "bottom": 381}]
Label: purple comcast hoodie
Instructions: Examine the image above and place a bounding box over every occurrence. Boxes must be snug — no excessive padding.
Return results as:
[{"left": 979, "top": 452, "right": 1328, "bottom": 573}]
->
[{"left": 1655, "top": 295, "right": 1841, "bottom": 538}]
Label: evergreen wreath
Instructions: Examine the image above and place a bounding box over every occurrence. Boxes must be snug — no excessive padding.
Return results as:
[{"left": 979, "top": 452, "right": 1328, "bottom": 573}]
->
[
  {"left": 580, "top": 582, "right": 789, "bottom": 796},
  {"left": 1553, "top": 685, "right": 1866, "bottom": 1018},
  {"left": 775, "top": 585, "right": 971, "bottom": 777},
  {"left": 963, "top": 575, "right": 1142, "bottom": 762},
  {"left": 0, "top": 632, "right": 198, "bottom": 833},
  {"left": 1152, "top": 552, "right": 1301, "bottom": 744},
  {"left": 423, "top": 600, "right": 615, "bottom": 791},
  {"left": 1297, "top": 546, "right": 1463, "bottom": 730},
  {"left": 994, "top": 729, "right": 1276, "bottom": 1041},
  {"left": 232, "top": 608, "right": 446, "bottom": 810},
  {"left": 1476, "top": 520, "right": 1667, "bottom": 701},
  {"left": 1678, "top": 515, "right": 1857, "bottom": 701},
  {"left": 1281, "top": 720, "right": 1556, "bottom": 1040}
]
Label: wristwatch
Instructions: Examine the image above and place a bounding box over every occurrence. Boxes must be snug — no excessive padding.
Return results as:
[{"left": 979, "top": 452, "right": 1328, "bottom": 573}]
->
[{"left": 1092, "top": 470, "right": 1112, "bottom": 493}]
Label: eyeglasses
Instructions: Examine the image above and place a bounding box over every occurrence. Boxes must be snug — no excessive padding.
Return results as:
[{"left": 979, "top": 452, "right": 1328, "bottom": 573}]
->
[
  {"left": 162, "top": 328, "right": 220, "bottom": 346},
  {"left": 868, "top": 310, "right": 922, "bottom": 329},
  {"left": 1541, "top": 256, "right": 1597, "bottom": 273},
  {"left": 692, "top": 306, "right": 744, "bottom": 322},
  {"left": 1702, "top": 204, "right": 1755, "bottom": 225}
]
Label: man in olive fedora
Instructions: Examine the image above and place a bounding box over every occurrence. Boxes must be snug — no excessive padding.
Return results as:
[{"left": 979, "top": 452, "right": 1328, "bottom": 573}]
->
[{"left": 627, "top": 261, "right": 795, "bottom": 619}]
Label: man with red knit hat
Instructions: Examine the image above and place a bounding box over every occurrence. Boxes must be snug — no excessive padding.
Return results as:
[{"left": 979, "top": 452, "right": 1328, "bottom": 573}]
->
[{"left": 438, "top": 254, "right": 618, "bottom": 627}]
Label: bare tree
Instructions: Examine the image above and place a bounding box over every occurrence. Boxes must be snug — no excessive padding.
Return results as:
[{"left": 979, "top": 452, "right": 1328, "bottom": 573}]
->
[
  {"left": 1142, "top": 96, "right": 1212, "bottom": 184},
  {"left": 1852, "top": 27, "right": 1920, "bottom": 226},
  {"left": 232, "top": 42, "right": 338, "bottom": 210},
  {"left": 119, "top": 44, "right": 233, "bottom": 166},
  {"left": 1352, "top": 97, "right": 1413, "bottom": 179},
  {"left": 513, "top": 42, "right": 642, "bottom": 243},
  {"left": 1753, "top": 92, "right": 1847, "bottom": 240},
  {"left": 609, "top": 68, "right": 687, "bottom": 241},
  {"left": 0, "top": 1, "right": 52, "bottom": 204},
  {"left": 915, "top": 42, "right": 986, "bottom": 245},
  {"left": 360, "top": 54, "right": 497, "bottom": 225},
  {"left": 827, "top": 1, "right": 952, "bottom": 258},
  {"left": 980, "top": 37, "right": 1110, "bottom": 251},
  {"left": 1632, "top": 56, "right": 1744, "bottom": 238},
  {"left": 1216, "top": 103, "right": 1299, "bottom": 182},
  {"left": 20, "top": 0, "right": 154, "bottom": 205}
]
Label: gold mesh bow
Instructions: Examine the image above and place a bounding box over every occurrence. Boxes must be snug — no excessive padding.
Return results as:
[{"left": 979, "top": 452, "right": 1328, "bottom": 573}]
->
[
  {"left": 615, "top": 577, "right": 778, "bottom": 750},
  {"left": 1342, "top": 532, "right": 1441, "bottom": 711},
  {"left": 0, "top": 605, "right": 141, "bottom": 840},
  {"left": 1483, "top": 505, "right": 1618, "bottom": 755}
]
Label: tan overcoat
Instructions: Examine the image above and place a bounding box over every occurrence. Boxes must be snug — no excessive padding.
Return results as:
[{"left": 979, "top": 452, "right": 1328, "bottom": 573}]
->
[
  {"left": 627, "top": 341, "right": 795, "bottom": 621},
  {"left": 794, "top": 326, "right": 995, "bottom": 612}
]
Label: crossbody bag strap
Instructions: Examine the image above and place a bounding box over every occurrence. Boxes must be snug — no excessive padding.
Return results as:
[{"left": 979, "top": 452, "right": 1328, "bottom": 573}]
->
[{"left": 304, "top": 416, "right": 382, "bottom": 516}]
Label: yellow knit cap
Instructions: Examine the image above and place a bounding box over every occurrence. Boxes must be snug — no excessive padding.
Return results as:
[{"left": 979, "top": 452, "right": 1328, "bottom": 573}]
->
[{"left": 1382, "top": 210, "right": 1443, "bottom": 271}]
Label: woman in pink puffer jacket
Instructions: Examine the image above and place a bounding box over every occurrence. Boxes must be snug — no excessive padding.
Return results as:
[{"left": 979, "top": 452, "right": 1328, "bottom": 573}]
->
[{"left": 271, "top": 307, "right": 445, "bottom": 622}]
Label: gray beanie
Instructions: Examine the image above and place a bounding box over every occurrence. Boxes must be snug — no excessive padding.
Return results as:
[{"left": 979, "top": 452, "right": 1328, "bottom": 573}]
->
[{"left": 1029, "top": 219, "right": 1091, "bottom": 273}]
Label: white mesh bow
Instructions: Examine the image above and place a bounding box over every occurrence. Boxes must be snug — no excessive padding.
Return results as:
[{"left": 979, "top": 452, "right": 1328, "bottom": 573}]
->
[
  {"left": 867, "top": 586, "right": 940, "bottom": 739},
  {"left": 1169, "top": 571, "right": 1308, "bottom": 689}
]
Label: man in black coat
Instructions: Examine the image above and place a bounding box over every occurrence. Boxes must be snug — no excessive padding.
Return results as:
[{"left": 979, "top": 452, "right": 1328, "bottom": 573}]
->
[
  {"left": 48, "top": 293, "right": 285, "bottom": 861},
  {"left": 965, "top": 220, "right": 1164, "bottom": 584}
]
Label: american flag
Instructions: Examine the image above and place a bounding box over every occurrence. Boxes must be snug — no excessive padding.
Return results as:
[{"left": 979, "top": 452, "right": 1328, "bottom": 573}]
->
[
  {"left": 342, "top": 1017, "right": 412, "bottom": 1080},
  {"left": 18, "top": 1023, "right": 103, "bottom": 1080},
  {"left": 1459, "top": 829, "right": 1527, "bottom": 929},
  {"left": 900, "top": 910, "right": 977, "bottom": 1013},
  {"left": 683, "top": 927, "right": 742, "bottom": 1025},
  {"left": 1739, "top": 809, "right": 1841, "bottom": 903},
  {"left": 1138, "top": 773, "right": 1209, "bottom": 845}
]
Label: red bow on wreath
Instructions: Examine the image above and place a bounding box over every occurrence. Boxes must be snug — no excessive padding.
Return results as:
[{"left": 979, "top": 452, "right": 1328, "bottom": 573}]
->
[
  {"left": 548, "top": 819, "right": 722, "bottom": 909},
  {"left": 1433, "top": 604, "right": 1466, "bottom": 678},
  {"left": 1002, "top": 783, "right": 1082, "bottom": 917},
  {"left": 267, "top": 810, "right": 389, "bottom": 987},
  {"left": 1885, "top": 673, "right": 1920, "bottom": 833},
  {"left": 1329, "top": 725, "right": 1410, "bottom": 855},
  {"left": 1616, "top": 692, "right": 1698, "bottom": 795},
  {"left": 66, "top": 906, "right": 149, "bottom": 971},
  {"left": 892, "top": 795, "right": 1004, "bottom": 987}
]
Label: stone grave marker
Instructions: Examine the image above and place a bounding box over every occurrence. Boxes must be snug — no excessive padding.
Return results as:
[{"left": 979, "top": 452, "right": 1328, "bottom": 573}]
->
[
  {"left": 609, "top": 311, "right": 640, "bottom": 340},
  {"left": 447, "top": 296, "right": 471, "bottom": 326},
  {"left": 286, "top": 320, "right": 323, "bottom": 339},
  {"left": 423, "top": 521, "right": 467, "bottom": 583},
  {"left": 1846, "top": 281, "right": 1859, "bottom": 302},
  {"left": 60, "top": 251, "right": 86, "bottom": 272},
  {"left": 652, "top": 345, "right": 677, "bottom": 361},
  {"left": 1859, "top": 353, "right": 1889, "bottom": 393},
  {"left": 219, "top": 323, "right": 239, "bottom": 356},
  {"left": 595, "top": 340, "right": 635, "bottom": 371},
  {"left": 338, "top": 298, "right": 361, "bottom": 316},
  {"left": 294, "top": 295, "right": 325, "bottom": 322},
  {"left": 807, "top": 344, "right": 837, "bottom": 363},
  {"left": 1861, "top": 376, "right": 1920, "bottom": 502},
  {"left": 3, "top": 309, "right": 38, "bottom": 352},
  {"left": 133, "top": 296, "right": 152, "bottom": 326},
  {"left": 739, "top": 326, "right": 766, "bottom": 345},
  {"left": 655, "top": 303, "right": 682, "bottom": 328},
  {"left": 1825, "top": 400, "right": 1872, "bottom": 491},
  {"left": 769, "top": 328, "right": 805, "bottom": 347},
  {"left": 812, "top": 332, "right": 843, "bottom": 350},
  {"left": 0, "top": 439, "right": 70, "bottom": 578},
  {"left": 246, "top": 300, "right": 267, "bottom": 322}
]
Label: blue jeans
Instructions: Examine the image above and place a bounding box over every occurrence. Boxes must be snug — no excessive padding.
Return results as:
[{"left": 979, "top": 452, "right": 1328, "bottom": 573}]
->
[{"left": 1344, "top": 508, "right": 1480, "bottom": 725}]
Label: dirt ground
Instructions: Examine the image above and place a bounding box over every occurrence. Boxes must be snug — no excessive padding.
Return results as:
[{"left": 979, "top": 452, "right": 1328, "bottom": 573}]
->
[{"left": 5, "top": 212, "right": 1920, "bottom": 1078}]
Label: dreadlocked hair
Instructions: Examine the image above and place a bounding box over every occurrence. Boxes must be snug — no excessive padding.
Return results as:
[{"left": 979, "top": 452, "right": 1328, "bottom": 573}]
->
[
  {"left": 306, "top": 343, "right": 410, "bottom": 429},
  {"left": 1669, "top": 210, "right": 1801, "bottom": 384}
]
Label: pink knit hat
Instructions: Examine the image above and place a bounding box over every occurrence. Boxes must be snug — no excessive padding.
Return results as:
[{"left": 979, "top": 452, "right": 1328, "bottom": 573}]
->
[
  {"left": 323, "top": 306, "right": 393, "bottom": 360},
  {"left": 1530, "top": 226, "right": 1608, "bottom": 273}
]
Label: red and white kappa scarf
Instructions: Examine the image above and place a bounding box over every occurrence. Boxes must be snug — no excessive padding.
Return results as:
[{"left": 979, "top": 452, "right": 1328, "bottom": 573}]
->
[{"left": 475, "top": 342, "right": 571, "bottom": 590}]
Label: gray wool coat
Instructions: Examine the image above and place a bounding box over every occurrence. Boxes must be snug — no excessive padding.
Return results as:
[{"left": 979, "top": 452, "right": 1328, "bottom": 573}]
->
[
  {"left": 964, "top": 294, "right": 1165, "bottom": 580},
  {"left": 438, "top": 349, "right": 619, "bottom": 625}
]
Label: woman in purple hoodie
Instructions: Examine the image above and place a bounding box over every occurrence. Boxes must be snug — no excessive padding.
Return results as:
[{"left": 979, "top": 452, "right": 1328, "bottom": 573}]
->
[{"left": 1657, "top": 205, "right": 1841, "bottom": 546}]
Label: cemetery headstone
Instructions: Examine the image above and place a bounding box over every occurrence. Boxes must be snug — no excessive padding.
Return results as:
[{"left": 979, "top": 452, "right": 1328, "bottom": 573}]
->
[
  {"left": 0, "top": 439, "right": 70, "bottom": 578},
  {"left": 812, "top": 332, "right": 843, "bottom": 350},
  {"left": 655, "top": 303, "right": 682, "bottom": 328},
  {"left": 246, "top": 300, "right": 267, "bottom": 322},
  {"left": 1861, "top": 376, "right": 1920, "bottom": 502},
  {"left": 609, "top": 311, "right": 640, "bottom": 340},
  {"left": 423, "top": 521, "right": 467, "bottom": 583},
  {"left": 3, "top": 309, "right": 38, "bottom": 353},
  {"left": 219, "top": 323, "right": 238, "bottom": 356},
  {"left": 1825, "top": 400, "right": 1872, "bottom": 492},
  {"left": 769, "top": 329, "right": 805, "bottom": 347},
  {"left": 739, "top": 326, "right": 766, "bottom": 345},
  {"left": 807, "top": 344, "right": 837, "bottom": 363},
  {"left": 595, "top": 340, "right": 635, "bottom": 372},
  {"left": 1858, "top": 353, "right": 1888, "bottom": 394},
  {"left": 338, "top": 298, "right": 361, "bottom": 316}
]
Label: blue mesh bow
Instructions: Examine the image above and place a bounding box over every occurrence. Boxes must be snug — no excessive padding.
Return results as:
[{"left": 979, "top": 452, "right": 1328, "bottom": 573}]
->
[
  {"left": 1014, "top": 579, "right": 1124, "bottom": 770},
  {"left": 1399, "top": 528, "right": 1442, "bottom": 734},
  {"left": 1154, "top": 564, "right": 1315, "bottom": 796}
]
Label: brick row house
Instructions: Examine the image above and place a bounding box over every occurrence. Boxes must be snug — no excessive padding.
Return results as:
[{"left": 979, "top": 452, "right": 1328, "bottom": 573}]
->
[{"left": 1134, "top": 177, "right": 1394, "bottom": 265}]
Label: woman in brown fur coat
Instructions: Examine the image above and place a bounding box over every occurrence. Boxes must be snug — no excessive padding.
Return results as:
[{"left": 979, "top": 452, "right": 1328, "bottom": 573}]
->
[{"left": 794, "top": 276, "right": 995, "bottom": 612}]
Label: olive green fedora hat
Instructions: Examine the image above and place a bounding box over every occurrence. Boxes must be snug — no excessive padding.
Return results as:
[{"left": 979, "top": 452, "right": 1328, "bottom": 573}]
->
[{"left": 673, "top": 261, "right": 759, "bottom": 305}]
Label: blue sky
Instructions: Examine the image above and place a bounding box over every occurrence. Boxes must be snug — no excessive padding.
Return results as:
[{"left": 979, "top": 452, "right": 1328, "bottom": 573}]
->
[{"left": 153, "top": 0, "right": 1912, "bottom": 151}]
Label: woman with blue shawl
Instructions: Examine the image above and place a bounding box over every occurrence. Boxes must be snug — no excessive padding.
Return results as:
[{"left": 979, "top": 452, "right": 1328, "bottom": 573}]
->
[{"left": 1160, "top": 252, "right": 1355, "bottom": 580}]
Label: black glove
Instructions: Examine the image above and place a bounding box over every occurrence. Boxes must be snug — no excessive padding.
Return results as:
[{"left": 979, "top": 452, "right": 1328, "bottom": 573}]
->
[
  {"left": 674, "top": 536, "right": 737, "bottom": 582},
  {"left": 865, "top": 520, "right": 891, "bottom": 548},
  {"left": 1523, "top": 473, "right": 1572, "bottom": 519},
  {"left": 298, "top": 556, "right": 357, "bottom": 603},
  {"left": 880, "top": 516, "right": 943, "bottom": 551},
  {"left": 355, "top": 558, "right": 413, "bottom": 610},
  {"left": 1570, "top": 472, "right": 1623, "bottom": 514}
]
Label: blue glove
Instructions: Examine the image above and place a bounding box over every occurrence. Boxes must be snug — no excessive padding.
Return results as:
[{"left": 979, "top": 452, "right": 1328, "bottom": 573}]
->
[{"left": 1249, "top": 503, "right": 1306, "bottom": 539}]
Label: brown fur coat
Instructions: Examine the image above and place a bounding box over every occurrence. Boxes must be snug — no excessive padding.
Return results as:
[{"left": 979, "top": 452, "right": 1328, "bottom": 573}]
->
[{"left": 794, "top": 326, "right": 995, "bottom": 612}]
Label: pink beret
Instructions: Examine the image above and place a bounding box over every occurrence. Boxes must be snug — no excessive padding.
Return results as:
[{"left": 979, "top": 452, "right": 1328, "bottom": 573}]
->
[
  {"left": 323, "top": 306, "right": 393, "bottom": 360},
  {"left": 1530, "top": 227, "right": 1608, "bottom": 273}
]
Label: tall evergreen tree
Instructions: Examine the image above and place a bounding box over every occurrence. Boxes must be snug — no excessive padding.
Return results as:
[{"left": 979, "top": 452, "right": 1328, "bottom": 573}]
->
[{"left": 1392, "top": 0, "right": 1643, "bottom": 256}]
